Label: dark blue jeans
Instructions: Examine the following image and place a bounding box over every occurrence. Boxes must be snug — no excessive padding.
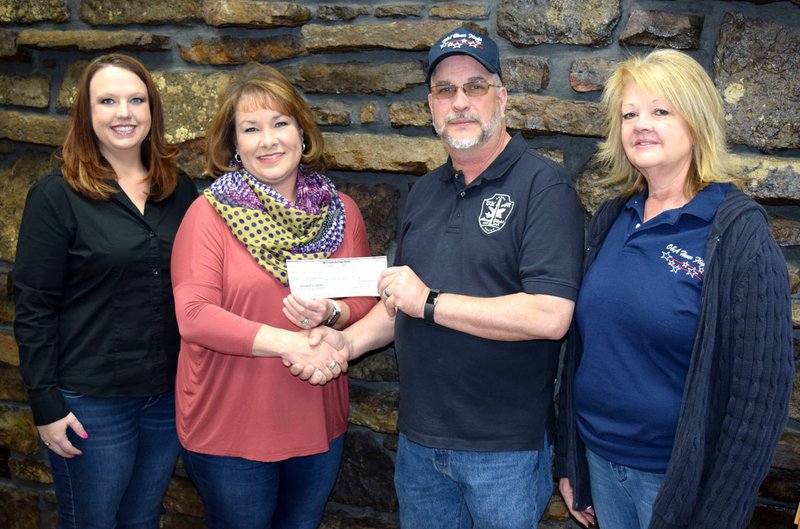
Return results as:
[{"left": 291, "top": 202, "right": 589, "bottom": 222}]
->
[
  {"left": 182, "top": 434, "right": 345, "bottom": 529},
  {"left": 394, "top": 433, "right": 553, "bottom": 529},
  {"left": 48, "top": 389, "right": 180, "bottom": 529}
]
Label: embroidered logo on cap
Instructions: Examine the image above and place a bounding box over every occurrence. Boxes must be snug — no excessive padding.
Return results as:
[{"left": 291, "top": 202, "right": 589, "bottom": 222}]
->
[
  {"left": 478, "top": 193, "right": 514, "bottom": 234},
  {"left": 440, "top": 32, "right": 484, "bottom": 51}
]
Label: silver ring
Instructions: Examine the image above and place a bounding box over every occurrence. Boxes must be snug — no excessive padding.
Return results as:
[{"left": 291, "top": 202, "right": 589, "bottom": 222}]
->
[
  {"left": 327, "top": 361, "right": 337, "bottom": 370},
  {"left": 383, "top": 287, "right": 391, "bottom": 297},
  {"left": 301, "top": 317, "right": 310, "bottom": 326}
]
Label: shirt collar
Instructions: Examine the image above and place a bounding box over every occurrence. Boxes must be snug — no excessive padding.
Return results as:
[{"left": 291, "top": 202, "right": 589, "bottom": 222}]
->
[
  {"left": 625, "top": 182, "right": 730, "bottom": 225},
  {"left": 438, "top": 133, "right": 527, "bottom": 183}
]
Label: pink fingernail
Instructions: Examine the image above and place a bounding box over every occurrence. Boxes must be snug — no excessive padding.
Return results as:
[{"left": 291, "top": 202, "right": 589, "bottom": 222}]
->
[{"left": 81, "top": 432, "right": 89, "bottom": 439}]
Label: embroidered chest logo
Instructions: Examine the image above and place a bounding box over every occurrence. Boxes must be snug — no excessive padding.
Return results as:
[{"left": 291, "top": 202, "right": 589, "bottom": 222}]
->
[
  {"left": 478, "top": 193, "right": 515, "bottom": 234},
  {"left": 661, "top": 243, "right": 704, "bottom": 280}
]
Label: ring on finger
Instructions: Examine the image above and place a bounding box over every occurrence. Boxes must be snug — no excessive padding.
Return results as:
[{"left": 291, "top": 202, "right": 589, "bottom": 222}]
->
[
  {"left": 383, "top": 287, "right": 391, "bottom": 298},
  {"left": 301, "top": 317, "right": 310, "bottom": 326},
  {"left": 327, "top": 361, "right": 337, "bottom": 370}
]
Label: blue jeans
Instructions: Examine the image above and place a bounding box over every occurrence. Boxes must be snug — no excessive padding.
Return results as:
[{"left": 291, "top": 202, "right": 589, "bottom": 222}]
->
[
  {"left": 394, "top": 433, "right": 553, "bottom": 529},
  {"left": 586, "top": 448, "right": 665, "bottom": 529},
  {"left": 48, "top": 389, "right": 180, "bottom": 529},
  {"left": 182, "top": 434, "right": 344, "bottom": 529}
]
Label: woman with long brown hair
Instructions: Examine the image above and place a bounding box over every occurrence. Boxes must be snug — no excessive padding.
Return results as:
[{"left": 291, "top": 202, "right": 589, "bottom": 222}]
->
[{"left": 13, "top": 54, "right": 196, "bottom": 528}]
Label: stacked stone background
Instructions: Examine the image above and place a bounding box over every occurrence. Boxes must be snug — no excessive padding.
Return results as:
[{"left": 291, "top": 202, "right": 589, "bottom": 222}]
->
[{"left": 0, "top": 0, "right": 798, "bottom": 527}]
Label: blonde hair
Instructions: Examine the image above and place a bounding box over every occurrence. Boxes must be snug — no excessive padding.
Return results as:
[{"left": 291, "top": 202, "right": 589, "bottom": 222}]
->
[
  {"left": 596, "top": 49, "right": 739, "bottom": 198},
  {"left": 205, "top": 64, "right": 324, "bottom": 177}
]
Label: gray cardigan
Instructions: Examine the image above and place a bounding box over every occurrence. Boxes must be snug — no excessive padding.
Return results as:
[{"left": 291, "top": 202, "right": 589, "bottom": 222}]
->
[{"left": 555, "top": 186, "right": 794, "bottom": 529}]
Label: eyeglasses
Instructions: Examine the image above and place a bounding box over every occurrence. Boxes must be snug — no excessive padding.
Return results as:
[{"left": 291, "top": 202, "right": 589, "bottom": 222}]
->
[{"left": 430, "top": 81, "right": 502, "bottom": 100}]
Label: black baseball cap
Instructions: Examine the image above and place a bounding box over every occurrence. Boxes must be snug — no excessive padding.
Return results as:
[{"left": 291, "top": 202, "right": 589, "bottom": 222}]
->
[{"left": 427, "top": 27, "right": 502, "bottom": 83}]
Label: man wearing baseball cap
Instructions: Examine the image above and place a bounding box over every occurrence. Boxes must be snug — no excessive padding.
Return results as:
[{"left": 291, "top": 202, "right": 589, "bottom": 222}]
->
[{"left": 304, "top": 27, "right": 584, "bottom": 528}]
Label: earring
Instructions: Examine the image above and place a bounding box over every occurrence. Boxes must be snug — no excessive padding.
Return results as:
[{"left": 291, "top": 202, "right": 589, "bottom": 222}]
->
[
  {"left": 234, "top": 151, "right": 241, "bottom": 164},
  {"left": 302, "top": 141, "right": 306, "bottom": 153}
]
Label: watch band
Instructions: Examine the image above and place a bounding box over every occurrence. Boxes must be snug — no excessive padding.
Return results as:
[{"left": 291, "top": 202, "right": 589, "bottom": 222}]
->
[
  {"left": 424, "top": 289, "right": 440, "bottom": 324},
  {"left": 323, "top": 300, "right": 341, "bottom": 327}
]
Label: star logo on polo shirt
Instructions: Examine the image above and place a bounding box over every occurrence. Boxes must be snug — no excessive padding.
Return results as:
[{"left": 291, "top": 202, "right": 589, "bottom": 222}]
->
[
  {"left": 478, "top": 193, "right": 515, "bottom": 234},
  {"left": 661, "top": 249, "right": 704, "bottom": 280}
]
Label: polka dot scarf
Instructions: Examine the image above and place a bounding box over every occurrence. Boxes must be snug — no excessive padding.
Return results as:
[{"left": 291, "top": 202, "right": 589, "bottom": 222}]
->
[{"left": 204, "top": 166, "right": 346, "bottom": 285}]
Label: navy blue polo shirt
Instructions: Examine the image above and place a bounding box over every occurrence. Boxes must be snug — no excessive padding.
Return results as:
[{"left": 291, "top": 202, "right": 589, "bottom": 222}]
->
[
  {"left": 574, "top": 183, "right": 729, "bottom": 471},
  {"left": 393, "top": 134, "right": 584, "bottom": 452}
]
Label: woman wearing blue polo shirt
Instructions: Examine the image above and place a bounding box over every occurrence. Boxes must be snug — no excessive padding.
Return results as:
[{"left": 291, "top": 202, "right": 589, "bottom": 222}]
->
[{"left": 555, "top": 49, "right": 793, "bottom": 529}]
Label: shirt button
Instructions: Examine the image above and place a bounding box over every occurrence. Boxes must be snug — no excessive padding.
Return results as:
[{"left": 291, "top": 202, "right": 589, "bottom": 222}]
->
[
  {"left": 153, "top": 269, "right": 159, "bottom": 275},
  {"left": 148, "top": 231, "right": 155, "bottom": 238},
  {"left": 635, "top": 223, "right": 641, "bottom": 229},
  {"left": 459, "top": 191, "right": 466, "bottom": 198}
]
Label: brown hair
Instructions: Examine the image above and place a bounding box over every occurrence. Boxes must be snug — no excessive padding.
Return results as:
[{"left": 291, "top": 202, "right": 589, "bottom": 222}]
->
[
  {"left": 57, "top": 54, "right": 178, "bottom": 201},
  {"left": 205, "top": 63, "right": 325, "bottom": 177},
  {"left": 596, "top": 49, "right": 739, "bottom": 198}
]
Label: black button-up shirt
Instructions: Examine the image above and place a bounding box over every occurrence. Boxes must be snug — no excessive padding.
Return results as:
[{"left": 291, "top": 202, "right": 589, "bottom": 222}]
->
[{"left": 13, "top": 172, "right": 197, "bottom": 425}]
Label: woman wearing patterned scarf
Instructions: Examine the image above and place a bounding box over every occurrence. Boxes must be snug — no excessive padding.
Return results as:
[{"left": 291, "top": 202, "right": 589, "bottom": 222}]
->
[{"left": 170, "top": 64, "right": 376, "bottom": 529}]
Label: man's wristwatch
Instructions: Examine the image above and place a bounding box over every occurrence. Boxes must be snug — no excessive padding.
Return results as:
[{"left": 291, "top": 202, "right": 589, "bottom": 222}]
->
[
  {"left": 323, "top": 300, "right": 342, "bottom": 327},
  {"left": 423, "top": 289, "right": 440, "bottom": 324}
]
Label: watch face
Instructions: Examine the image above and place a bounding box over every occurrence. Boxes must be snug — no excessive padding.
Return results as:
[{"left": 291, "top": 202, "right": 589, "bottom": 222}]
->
[{"left": 424, "top": 289, "right": 440, "bottom": 323}]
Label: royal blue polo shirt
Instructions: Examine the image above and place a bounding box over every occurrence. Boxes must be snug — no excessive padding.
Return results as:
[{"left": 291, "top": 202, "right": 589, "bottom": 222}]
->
[
  {"left": 393, "top": 133, "right": 584, "bottom": 452},
  {"left": 574, "top": 183, "right": 729, "bottom": 471}
]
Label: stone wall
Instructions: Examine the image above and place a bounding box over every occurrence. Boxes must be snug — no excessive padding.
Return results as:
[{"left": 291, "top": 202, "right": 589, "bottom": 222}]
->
[{"left": 1, "top": 0, "right": 799, "bottom": 527}]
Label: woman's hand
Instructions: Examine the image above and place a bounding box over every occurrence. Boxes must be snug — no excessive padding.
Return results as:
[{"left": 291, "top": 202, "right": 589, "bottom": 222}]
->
[
  {"left": 267, "top": 328, "right": 348, "bottom": 385},
  {"left": 559, "top": 477, "right": 596, "bottom": 527},
  {"left": 37, "top": 412, "right": 88, "bottom": 458},
  {"left": 281, "top": 327, "right": 351, "bottom": 385},
  {"left": 283, "top": 294, "right": 332, "bottom": 329}
]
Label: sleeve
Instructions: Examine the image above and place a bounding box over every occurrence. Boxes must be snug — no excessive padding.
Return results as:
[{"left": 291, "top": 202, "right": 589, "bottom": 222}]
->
[
  {"left": 651, "top": 216, "right": 794, "bottom": 529},
  {"left": 336, "top": 193, "right": 378, "bottom": 326},
  {"left": 689, "top": 232, "right": 794, "bottom": 526},
  {"left": 519, "top": 178, "right": 585, "bottom": 301},
  {"left": 13, "top": 178, "right": 73, "bottom": 425},
  {"left": 555, "top": 325, "right": 582, "bottom": 462},
  {"left": 171, "top": 197, "right": 263, "bottom": 356},
  {"left": 554, "top": 204, "right": 617, "bottom": 512},
  {"left": 554, "top": 320, "right": 594, "bottom": 511}
]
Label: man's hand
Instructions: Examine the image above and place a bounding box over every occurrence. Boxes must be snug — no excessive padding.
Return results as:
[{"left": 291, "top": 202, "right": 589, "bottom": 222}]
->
[
  {"left": 378, "top": 266, "right": 429, "bottom": 319},
  {"left": 282, "top": 327, "right": 352, "bottom": 385}
]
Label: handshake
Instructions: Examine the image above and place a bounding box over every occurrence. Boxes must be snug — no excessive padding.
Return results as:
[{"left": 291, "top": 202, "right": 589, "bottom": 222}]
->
[
  {"left": 281, "top": 326, "right": 353, "bottom": 386},
  {"left": 276, "top": 264, "right": 414, "bottom": 385}
]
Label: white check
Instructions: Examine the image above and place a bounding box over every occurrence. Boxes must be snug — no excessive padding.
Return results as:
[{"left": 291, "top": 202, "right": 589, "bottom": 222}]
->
[{"left": 287, "top": 256, "right": 387, "bottom": 298}]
